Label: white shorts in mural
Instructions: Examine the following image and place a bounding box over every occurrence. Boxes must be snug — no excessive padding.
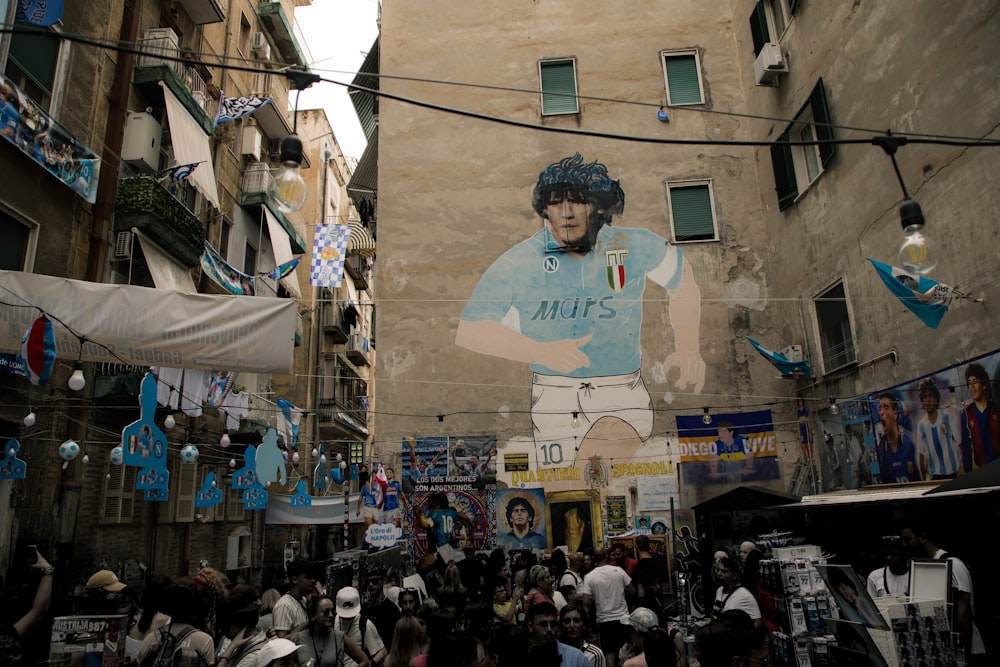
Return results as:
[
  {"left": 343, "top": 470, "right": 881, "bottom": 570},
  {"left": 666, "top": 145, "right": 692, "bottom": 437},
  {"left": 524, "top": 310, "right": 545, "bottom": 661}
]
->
[
  {"left": 530, "top": 370, "right": 653, "bottom": 454},
  {"left": 383, "top": 507, "right": 403, "bottom": 524},
  {"left": 362, "top": 506, "right": 380, "bottom": 521}
]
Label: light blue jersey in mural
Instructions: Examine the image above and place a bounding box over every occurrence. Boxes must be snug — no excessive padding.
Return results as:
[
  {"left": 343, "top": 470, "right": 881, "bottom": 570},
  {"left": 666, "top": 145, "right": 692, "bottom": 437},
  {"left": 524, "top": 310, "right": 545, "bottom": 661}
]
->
[{"left": 460, "top": 225, "right": 683, "bottom": 377}]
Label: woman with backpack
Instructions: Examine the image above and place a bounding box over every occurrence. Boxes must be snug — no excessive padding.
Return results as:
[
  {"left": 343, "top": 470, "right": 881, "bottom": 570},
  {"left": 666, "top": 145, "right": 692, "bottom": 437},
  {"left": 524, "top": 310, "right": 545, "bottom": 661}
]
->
[
  {"left": 137, "top": 578, "right": 217, "bottom": 666},
  {"left": 293, "top": 595, "right": 369, "bottom": 667}
]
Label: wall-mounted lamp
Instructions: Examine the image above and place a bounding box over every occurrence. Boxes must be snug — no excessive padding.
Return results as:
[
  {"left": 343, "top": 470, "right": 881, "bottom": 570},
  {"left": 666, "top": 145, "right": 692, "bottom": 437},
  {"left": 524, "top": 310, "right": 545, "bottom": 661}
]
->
[
  {"left": 872, "top": 132, "right": 935, "bottom": 274},
  {"left": 702, "top": 407, "right": 712, "bottom": 425}
]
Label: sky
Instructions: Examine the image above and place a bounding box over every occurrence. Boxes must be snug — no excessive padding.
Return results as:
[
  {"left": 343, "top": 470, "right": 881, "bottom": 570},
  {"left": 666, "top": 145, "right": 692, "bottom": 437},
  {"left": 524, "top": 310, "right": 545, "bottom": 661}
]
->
[{"left": 292, "top": 0, "right": 381, "bottom": 161}]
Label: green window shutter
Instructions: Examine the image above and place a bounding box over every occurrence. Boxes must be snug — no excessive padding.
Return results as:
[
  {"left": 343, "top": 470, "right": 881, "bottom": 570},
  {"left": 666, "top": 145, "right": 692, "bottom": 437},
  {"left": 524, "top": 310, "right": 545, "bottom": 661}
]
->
[
  {"left": 670, "top": 185, "right": 715, "bottom": 241},
  {"left": 666, "top": 55, "right": 702, "bottom": 105},
  {"left": 771, "top": 130, "right": 798, "bottom": 211},
  {"left": 540, "top": 61, "right": 578, "bottom": 115},
  {"left": 810, "top": 77, "right": 836, "bottom": 168},
  {"left": 749, "top": 1, "right": 771, "bottom": 56}
]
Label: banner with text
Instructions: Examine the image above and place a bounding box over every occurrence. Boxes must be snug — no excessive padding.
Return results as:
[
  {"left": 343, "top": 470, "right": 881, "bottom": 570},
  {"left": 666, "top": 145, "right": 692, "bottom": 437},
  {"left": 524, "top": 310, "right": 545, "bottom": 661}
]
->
[{"left": 676, "top": 409, "right": 780, "bottom": 485}]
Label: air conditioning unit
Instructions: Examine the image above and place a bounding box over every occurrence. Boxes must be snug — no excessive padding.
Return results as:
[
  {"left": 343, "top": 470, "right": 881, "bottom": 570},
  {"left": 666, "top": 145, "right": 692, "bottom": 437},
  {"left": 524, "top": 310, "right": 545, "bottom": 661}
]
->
[
  {"left": 250, "top": 32, "right": 270, "bottom": 60},
  {"left": 121, "top": 111, "right": 162, "bottom": 173},
  {"left": 754, "top": 42, "right": 788, "bottom": 86},
  {"left": 241, "top": 125, "right": 263, "bottom": 160},
  {"left": 114, "top": 231, "right": 133, "bottom": 260},
  {"left": 781, "top": 345, "right": 803, "bottom": 362}
]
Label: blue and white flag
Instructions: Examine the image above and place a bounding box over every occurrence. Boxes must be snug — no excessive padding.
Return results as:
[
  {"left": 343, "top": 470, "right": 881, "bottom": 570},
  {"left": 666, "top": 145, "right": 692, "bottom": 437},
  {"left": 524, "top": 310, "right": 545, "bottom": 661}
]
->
[
  {"left": 159, "top": 161, "right": 202, "bottom": 182},
  {"left": 310, "top": 224, "right": 351, "bottom": 288},
  {"left": 216, "top": 94, "right": 273, "bottom": 124},
  {"left": 868, "top": 258, "right": 953, "bottom": 329},
  {"left": 276, "top": 398, "right": 302, "bottom": 450},
  {"left": 263, "top": 257, "right": 301, "bottom": 282},
  {"left": 745, "top": 337, "right": 812, "bottom": 378}
]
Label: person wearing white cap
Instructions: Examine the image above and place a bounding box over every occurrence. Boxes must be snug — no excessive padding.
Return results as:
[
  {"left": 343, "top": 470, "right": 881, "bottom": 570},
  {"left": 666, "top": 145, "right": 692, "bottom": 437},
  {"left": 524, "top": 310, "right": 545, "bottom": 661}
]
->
[
  {"left": 335, "top": 587, "right": 385, "bottom": 667},
  {"left": 618, "top": 607, "right": 659, "bottom": 667},
  {"left": 257, "top": 637, "right": 300, "bottom": 667}
]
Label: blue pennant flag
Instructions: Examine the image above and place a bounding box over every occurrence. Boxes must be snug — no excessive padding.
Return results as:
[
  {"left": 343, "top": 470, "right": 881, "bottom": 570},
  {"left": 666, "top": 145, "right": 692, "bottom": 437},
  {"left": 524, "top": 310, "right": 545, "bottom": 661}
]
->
[
  {"left": 868, "top": 258, "right": 953, "bottom": 329},
  {"left": 263, "top": 257, "right": 301, "bottom": 282},
  {"left": 216, "top": 94, "right": 273, "bottom": 124},
  {"left": 16, "top": 0, "right": 64, "bottom": 27},
  {"left": 745, "top": 337, "right": 812, "bottom": 378},
  {"left": 159, "top": 161, "right": 202, "bottom": 183}
]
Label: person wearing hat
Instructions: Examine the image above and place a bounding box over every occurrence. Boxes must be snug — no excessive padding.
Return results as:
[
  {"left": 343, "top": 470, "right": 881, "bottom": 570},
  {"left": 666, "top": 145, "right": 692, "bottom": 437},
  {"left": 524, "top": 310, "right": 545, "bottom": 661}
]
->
[
  {"left": 617, "top": 607, "right": 659, "bottom": 667},
  {"left": 217, "top": 594, "right": 269, "bottom": 667},
  {"left": 256, "top": 637, "right": 300, "bottom": 667},
  {"left": 335, "top": 587, "right": 385, "bottom": 667},
  {"left": 82, "top": 569, "right": 137, "bottom": 622}
]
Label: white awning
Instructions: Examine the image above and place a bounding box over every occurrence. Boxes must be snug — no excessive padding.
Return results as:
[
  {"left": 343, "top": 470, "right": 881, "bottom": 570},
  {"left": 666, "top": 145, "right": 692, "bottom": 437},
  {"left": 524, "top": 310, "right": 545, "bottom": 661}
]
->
[
  {"left": 133, "top": 228, "right": 197, "bottom": 294},
  {"left": 160, "top": 82, "right": 221, "bottom": 209},
  {"left": 348, "top": 220, "right": 376, "bottom": 257},
  {"left": 263, "top": 207, "right": 302, "bottom": 298}
]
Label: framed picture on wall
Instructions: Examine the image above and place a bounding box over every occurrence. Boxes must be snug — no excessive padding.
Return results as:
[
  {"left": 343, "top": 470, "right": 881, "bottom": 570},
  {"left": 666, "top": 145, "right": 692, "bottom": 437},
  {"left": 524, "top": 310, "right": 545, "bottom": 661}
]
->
[{"left": 545, "top": 490, "right": 603, "bottom": 553}]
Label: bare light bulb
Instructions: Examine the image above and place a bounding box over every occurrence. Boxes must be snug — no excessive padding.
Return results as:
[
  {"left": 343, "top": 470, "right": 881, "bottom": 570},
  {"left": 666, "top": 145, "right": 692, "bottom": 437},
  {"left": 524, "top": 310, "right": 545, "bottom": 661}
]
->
[
  {"left": 229, "top": 458, "right": 236, "bottom": 468},
  {"left": 571, "top": 412, "right": 580, "bottom": 429},
  {"left": 23, "top": 411, "right": 36, "bottom": 427},
  {"left": 269, "top": 135, "right": 307, "bottom": 213},
  {"left": 68, "top": 361, "right": 86, "bottom": 391},
  {"left": 292, "top": 452, "right": 300, "bottom": 463},
  {"left": 220, "top": 432, "right": 231, "bottom": 447},
  {"left": 312, "top": 448, "right": 319, "bottom": 458},
  {"left": 320, "top": 454, "right": 327, "bottom": 464},
  {"left": 164, "top": 414, "right": 176, "bottom": 429},
  {"left": 897, "top": 200, "right": 936, "bottom": 275},
  {"left": 339, "top": 460, "right": 347, "bottom": 470},
  {"left": 829, "top": 397, "right": 840, "bottom": 415},
  {"left": 82, "top": 453, "right": 90, "bottom": 464},
  {"left": 702, "top": 407, "right": 712, "bottom": 425}
]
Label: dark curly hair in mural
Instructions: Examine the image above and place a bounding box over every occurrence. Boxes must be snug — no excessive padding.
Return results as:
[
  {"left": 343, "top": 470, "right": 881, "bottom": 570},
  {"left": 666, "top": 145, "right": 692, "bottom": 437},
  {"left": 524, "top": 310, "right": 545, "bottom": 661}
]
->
[{"left": 531, "top": 153, "right": 625, "bottom": 250}]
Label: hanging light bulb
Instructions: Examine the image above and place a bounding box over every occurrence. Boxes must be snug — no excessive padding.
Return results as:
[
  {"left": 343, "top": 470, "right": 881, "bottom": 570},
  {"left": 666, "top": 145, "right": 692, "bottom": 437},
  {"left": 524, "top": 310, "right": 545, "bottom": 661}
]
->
[
  {"left": 23, "top": 410, "right": 36, "bottom": 427},
  {"left": 312, "top": 447, "right": 319, "bottom": 458},
  {"left": 571, "top": 411, "right": 580, "bottom": 429},
  {"left": 320, "top": 454, "right": 327, "bottom": 464},
  {"left": 229, "top": 458, "right": 236, "bottom": 468},
  {"left": 829, "top": 397, "right": 840, "bottom": 415},
  {"left": 82, "top": 453, "right": 90, "bottom": 464},
  {"left": 164, "top": 414, "right": 176, "bottom": 429},
  {"left": 68, "top": 360, "right": 86, "bottom": 391},
  {"left": 268, "top": 135, "right": 307, "bottom": 212},
  {"left": 335, "top": 453, "right": 343, "bottom": 462},
  {"left": 220, "top": 432, "right": 231, "bottom": 447},
  {"left": 339, "top": 460, "right": 347, "bottom": 470},
  {"left": 292, "top": 452, "right": 300, "bottom": 463},
  {"left": 897, "top": 200, "right": 935, "bottom": 274},
  {"left": 702, "top": 407, "right": 712, "bottom": 425}
]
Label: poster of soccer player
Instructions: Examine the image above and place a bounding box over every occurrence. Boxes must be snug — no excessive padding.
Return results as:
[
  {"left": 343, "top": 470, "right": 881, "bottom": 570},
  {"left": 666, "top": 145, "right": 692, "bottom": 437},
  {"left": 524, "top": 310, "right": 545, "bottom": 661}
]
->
[{"left": 676, "top": 409, "right": 781, "bottom": 486}]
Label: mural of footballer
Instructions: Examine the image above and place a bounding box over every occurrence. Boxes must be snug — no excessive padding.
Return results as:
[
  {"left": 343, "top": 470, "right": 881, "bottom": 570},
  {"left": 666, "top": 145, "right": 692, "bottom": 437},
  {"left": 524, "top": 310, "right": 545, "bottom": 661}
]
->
[{"left": 456, "top": 154, "right": 705, "bottom": 466}]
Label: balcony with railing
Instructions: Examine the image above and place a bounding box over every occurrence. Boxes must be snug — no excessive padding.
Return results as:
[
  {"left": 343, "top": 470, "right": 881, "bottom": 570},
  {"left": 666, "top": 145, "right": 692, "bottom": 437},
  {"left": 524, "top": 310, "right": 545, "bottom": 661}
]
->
[
  {"left": 134, "top": 29, "right": 218, "bottom": 134},
  {"left": 317, "top": 355, "right": 369, "bottom": 436},
  {"left": 257, "top": 1, "right": 309, "bottom": 67},
  {"left": 240, "top": 163, "right": 308, "bottom": 254},
  {"left": 115, "top": 177, "right": 206, "bottom": 267}
]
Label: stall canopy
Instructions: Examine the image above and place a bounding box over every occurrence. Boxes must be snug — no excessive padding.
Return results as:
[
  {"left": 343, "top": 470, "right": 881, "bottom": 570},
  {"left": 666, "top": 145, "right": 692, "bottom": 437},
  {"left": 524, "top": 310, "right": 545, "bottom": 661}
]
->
[{"left": 924, "top": 458, "right": 1000, "bottom": 495}]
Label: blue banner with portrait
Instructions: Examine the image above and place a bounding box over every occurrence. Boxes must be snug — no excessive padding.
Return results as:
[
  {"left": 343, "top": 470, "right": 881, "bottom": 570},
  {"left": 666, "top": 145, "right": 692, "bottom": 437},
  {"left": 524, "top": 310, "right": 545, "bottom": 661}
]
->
[
  {"left": 0, "top": 73, "right": 99, "bottom": 202},
  {"left": 676, "top": 409, "right": 781, "bottom": 486}
]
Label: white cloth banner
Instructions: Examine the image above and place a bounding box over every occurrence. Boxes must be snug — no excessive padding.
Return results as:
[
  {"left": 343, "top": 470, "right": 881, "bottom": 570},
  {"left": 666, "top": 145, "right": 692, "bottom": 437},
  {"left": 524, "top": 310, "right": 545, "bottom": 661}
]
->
[
  {"left": 0, "top": 270, "right": 296, "bottom": 373},
  {"left": 265, "top": 492, "right": 365, "bottom": 524}
]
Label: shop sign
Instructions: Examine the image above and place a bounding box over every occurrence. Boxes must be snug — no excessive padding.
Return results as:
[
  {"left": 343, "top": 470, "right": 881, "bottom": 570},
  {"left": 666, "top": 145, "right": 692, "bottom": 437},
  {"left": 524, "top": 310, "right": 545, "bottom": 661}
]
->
[
  {"left": 510, "top": 466, "right": 580, "bottom": 485},
  {"left": 636, "top": 475, "right": 678, "bottom": 512},
  {"left": 611, "top": 460, "right": 672, "bottom": 477},
  {"left": 606, "top": 495, "right": 628, "bottom": 533},
  {"left": 504, "top": 452, "right": 529, "bottom": 472}
]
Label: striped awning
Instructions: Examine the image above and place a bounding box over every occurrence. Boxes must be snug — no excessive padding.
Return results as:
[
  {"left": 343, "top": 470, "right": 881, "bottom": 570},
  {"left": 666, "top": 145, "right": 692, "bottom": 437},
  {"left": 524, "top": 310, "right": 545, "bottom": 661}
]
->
[{"left": 348, "top": 221, "right": 376, "bottom": 257}]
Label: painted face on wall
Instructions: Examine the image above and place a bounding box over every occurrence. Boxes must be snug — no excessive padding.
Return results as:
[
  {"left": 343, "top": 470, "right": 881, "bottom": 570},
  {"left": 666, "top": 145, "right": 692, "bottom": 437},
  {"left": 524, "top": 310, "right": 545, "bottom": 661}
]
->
[
  {"left": 543, "top": 188, "right": 594, "bottom": 249},
  {"left": 967, "top": 375, "right": 986, "bottom": 402},
  {"left": 878, "top": 397, "right": 898, "bottom": 427}
]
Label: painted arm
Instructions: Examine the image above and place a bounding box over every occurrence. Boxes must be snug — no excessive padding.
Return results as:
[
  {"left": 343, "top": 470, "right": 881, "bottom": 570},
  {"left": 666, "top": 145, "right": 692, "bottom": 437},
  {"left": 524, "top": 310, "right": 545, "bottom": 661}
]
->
[
  {"left": 456, "top": 319, "right": 592, "bottom": 374},
  {"left": 662, "top": 260, "right": 705, "bottom": 393},
  {"left": 14, "top": 552, "right": 53, "bottom": 638},
  {"left": 483, "top": 448, "right": 497, "bottom": 468},
  {"left": 430, "top": 446, "right": 444, "bottom": 471}
]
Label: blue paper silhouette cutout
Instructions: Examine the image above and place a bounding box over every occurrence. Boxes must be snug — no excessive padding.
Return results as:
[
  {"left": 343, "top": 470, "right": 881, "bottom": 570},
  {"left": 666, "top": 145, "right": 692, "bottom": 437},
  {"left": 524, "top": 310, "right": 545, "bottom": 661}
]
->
[
  {"left": 0, "top": 439, "right": 27, "bottom": 480},
  {"left": 255, "top": 428, "right": 286, "bottom": 486},
  {"left": 290, "top": 479, "right": 312, "bottom": 507},
  {"left": 195, "top": 471, "right": 224, "bottom": 508},
  {"left": 232, "top": 445, "right": 259, "bottom": 489},
  {"left": 144, "top": 487, "right": 168, "bottom": 502},
  {"left": 243, "top": 485, "right": 268, "bottom": 510},
  {"left": 121, "top": 373, "right": 169, "bottom": 494}
]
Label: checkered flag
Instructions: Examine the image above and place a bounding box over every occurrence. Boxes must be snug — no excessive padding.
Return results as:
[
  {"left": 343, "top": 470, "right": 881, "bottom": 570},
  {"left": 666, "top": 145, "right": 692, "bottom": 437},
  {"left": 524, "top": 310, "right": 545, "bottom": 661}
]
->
[{"left": 310, "top": 223, "right": 351, "bottom": 287}]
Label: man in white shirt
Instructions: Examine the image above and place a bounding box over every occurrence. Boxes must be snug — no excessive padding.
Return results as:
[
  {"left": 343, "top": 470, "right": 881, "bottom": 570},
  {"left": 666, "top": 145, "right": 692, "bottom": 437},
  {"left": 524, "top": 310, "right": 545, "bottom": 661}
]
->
[
  {"left": 712, "top": 557, "right": 761, "bottom": 626},
  {"left": 272, "top": 558, "right": 317, "bottom": 638},
  {"left": 580, "top": 547, "right": 633, "bottom": 667},
  {"left": 866, "top": 538, "right": 910, "bottom": 598}
]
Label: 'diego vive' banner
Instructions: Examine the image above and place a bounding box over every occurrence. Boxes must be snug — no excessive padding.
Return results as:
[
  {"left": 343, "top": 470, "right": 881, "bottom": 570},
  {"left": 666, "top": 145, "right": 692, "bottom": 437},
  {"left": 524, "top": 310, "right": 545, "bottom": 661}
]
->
[
  {"left": 676, "top": 409, "right": 781, "bottom": 486},
  {"left": 0, "top": 271, "right": 297, "bottom": 373}
]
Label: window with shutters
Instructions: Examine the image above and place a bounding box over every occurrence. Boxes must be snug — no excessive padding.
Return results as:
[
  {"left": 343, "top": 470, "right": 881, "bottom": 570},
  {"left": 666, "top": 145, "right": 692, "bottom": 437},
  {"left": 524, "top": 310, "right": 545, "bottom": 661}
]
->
[
  {"left": 539, "top": 59, "right": 579, "bottom": 116},
  {"left": 749, "top": 0, "right": 799, "bottom": 56},
  {"left": 661, "top": 50, "right": 704, "bottom": 106},
  {"left": 101, "top": 462, "right": 137, "bottom": 524},
  {"left": 814, "top": 280, "right": 857, "bottom": 373},
  {"left": 666, "top": 181, "right": 717, "bottom": 243},
  {"left": 0, "top": 208, "right": 36, "bottom": 271},
  {"left": 770, "top": 78, "right": 836, "bottom": 211},
  {"left": 157, "top": 458, "right": 199, "bottom": 523},
  {"left": 225, "top": 468, "right": 246, "bottom": 521}
]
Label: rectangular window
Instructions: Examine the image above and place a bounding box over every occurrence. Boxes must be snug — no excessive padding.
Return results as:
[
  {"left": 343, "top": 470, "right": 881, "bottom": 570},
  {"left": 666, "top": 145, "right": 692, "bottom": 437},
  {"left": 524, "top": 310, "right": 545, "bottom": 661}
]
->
[
  {"left": 662, "top": 51, "right": 704, "bottom": 106},
  {"left": 750, "top": 0, "right": 799, "bottom": 54},
  {"left": 0, "top": 209, "right": 33, "bottom": 270},
  {"left": 4, "top": 26, "right": 68, "bottom": 114},
  {"left": 814, "top": 281, "right": 857, "bottom": 372},
  {"left": 539, "top": 59, "right": 578, "bottom": 115},
  {"left": 667, "top": 181, "right": 717, "bottom": 242},
  {"left": 244, "top": 241, "right": 257, "bottom": 275},
  {"left": 770, "top": 78, "right": 836, "bottom": 210},
  {"left": 238, "top": 14, "right": 252, "bottom": 57},
  {"left": 100, "top": 462, "right": 137, "bottom": 524},
  {"left": 219, "top": 217, "right": 232, "bottom": 261}
]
